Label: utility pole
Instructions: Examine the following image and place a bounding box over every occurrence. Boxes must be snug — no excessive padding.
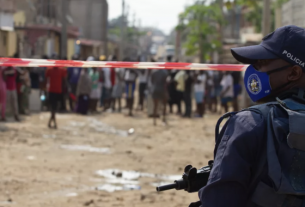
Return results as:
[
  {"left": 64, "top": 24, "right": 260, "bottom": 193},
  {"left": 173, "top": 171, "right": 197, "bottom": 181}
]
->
[
  {"left": 102, "top": 0, "right": 108, "bottom": 57},
  {"left": 262, "top": 0, "right": 271, "bottom": 36},
  {"left": 175, "top": 15, "right": 182, "bottom": 62},
  {"left": 218, "top": 0, "right": 224, "bottom": 64},
  {"left": 61, "top": 0, "right": 67, "bottom": 59},
  {"left": 87, "top": 0, "right": 93, "bottom": 39},
  {"left": 119, "top": 0, "right": 125, "bottom": 61},
  {"left": 132, "top": 12, "right": 136, "bottom": 28}
]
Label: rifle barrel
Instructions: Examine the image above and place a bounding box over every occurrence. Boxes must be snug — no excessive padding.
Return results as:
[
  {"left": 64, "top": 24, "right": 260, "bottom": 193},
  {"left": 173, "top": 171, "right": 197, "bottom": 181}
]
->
[{"left": 156, "top": 183, "right": 177, "bottom": 192}]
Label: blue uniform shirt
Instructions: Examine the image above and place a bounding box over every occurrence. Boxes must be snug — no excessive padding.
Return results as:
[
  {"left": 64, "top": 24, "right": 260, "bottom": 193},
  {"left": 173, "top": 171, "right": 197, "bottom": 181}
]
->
[{"left": 199, "top": 107, "right": 289, "bottom": 207}]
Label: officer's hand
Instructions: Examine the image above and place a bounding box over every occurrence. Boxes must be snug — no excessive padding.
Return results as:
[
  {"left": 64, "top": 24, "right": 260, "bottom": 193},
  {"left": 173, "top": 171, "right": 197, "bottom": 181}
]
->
[{"left": 189, "top": 201, "right": 201, "bottom": 207}]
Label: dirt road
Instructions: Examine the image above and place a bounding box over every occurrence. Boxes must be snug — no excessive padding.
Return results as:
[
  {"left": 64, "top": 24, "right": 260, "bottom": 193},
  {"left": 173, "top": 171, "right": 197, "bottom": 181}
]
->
[{"left": 0, "top": 110, "right": 218, "bottom": 207}]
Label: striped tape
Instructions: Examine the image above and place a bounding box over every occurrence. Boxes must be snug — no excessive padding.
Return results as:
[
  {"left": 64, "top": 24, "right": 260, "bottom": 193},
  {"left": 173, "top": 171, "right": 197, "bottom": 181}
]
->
[{"left": 0, "top": 58, "right": 247, "bottom": 71}]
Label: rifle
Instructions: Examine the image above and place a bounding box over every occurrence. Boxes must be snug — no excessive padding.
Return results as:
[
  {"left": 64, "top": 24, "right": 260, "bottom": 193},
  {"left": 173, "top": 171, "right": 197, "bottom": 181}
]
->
[{"left": 156, "top": 161, "right": 213, "bottom": 193}]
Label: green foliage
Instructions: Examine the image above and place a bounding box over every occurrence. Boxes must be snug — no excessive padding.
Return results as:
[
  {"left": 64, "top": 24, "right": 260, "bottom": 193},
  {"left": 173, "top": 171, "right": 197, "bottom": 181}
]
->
[
  {"left": 244, "top": 2, "right": 263, "bottom": 33},
  {"left": 109, "top": 26, "right": 145, "bottom": 44},
  {"left": 178, "top": 0, "right": 289, "bottom": 60},
  {"left": 109, "top": 28, "right": 121, "bottom": 36},
  {"left": 178, "top": 1, "right": 224, "bottom": 61},
  {"left": 273, "top": 0, "right": 289, "bottom": 7},
  {"left": 233, "top": 0, "right": 289, "bottom": 32},
  {"left": 234, "top": 0, "right": 260, "bottom": 7},
  {"left": 108, "top": 16, "right": 145, "bottom": 45}
]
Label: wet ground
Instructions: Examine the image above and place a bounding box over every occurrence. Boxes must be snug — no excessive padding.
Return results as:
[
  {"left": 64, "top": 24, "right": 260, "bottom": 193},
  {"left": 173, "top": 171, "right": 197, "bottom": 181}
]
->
[{"left": 0, "top": 110, "right": 218, "bottom": 207}]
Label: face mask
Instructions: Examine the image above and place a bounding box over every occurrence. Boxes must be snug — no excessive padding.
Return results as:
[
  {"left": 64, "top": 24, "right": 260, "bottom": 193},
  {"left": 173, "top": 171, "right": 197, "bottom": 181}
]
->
[{"left": 244, "top": 64, "right": 291, "bottom": 102}]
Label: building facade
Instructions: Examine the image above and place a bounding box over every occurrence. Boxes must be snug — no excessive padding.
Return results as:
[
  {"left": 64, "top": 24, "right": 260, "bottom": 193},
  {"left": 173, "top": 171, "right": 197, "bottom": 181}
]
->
[
  {"left": 68, "top": 0, "right": 108, "bottom": 56},
  {"left": 13, "top": 0, "right": 108, "bottom": 59},
  {"left": 0, "top": 0, "right": 17, "bottom": 57}
]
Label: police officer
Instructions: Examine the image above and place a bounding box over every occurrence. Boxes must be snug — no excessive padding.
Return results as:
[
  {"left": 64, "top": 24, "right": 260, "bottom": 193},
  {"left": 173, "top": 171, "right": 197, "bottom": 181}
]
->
[{"left": 191, "top": 25, "right": 305, "bottom": 207}]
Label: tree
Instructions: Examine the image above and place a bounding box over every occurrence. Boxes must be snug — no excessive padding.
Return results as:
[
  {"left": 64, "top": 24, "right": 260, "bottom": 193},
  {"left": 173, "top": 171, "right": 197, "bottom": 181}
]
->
[
  {"left": 177, "top": 1, "right": 224, "bottom": 62},
  {"left": 108, "top": 16, "right": 145, "bottom": 47},
  {"left": 225, "top": 0, "right": 289, "bottom": 33},
  {"left": 177, "top": 0, "right": 289, "bottom": 62}
]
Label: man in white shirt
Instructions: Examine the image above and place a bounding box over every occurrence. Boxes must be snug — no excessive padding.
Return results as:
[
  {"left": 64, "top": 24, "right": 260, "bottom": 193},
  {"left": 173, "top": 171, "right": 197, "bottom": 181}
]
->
[
  {"left": 137, "top": 70, "right": 148, "bottom": 111},
  {"left": 124, "top": 68, "right": 137, "bottom": 116},
  {"left": 102, "top": 67, "right": 112, "bottom": 110},
  {"left": 194, "top": 71, "right": 207, "bottom": 117},
  {"left": 111, "top": 68, "right": 125, "bottom": 112},
  {"left": 220, "top": 71, "right": 234, "bottom": 112}
]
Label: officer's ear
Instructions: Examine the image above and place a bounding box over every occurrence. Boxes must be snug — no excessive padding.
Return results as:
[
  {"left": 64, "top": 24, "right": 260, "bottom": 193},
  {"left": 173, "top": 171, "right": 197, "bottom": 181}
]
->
[{"left": 287, "top": 65, "right": 303, "bottom": 81}]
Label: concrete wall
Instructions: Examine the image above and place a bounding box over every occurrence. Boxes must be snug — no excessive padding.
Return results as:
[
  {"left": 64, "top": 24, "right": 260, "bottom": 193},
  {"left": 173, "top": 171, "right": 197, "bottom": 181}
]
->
[
  {"left": 0, "top": 31, "right": 7, "bottom": 56},
  {"left": 282, "top": 0, "right": 305, "bottom": 27},
  {"left": 68, "top": 0, "right": 108, "bottom": 43},
  {"left": 7, "top": 31, "right": 17, "bottom": 56},
  {"left": 0, "top": 12, "right": 14, "bottom": 30},
  {"left": 55, "top": 35, "right": 60, "bottom": 55},
  {"left": 0, "top": 30, "right": 16, "bottom": 57},
  {"left": 13, "top": 11, "right": 26, "bottom": 26},
  {"left": 67, "top": 38, "right": 75, "bottom": 60}
]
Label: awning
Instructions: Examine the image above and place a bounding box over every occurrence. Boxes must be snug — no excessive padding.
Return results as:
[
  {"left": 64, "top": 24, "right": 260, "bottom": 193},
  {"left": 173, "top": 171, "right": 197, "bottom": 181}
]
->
[
  {"left": 15, "top": 24, "right": 80, "bottom": 38},
  {"left": 79, "top": 38, "right": 102, "bottom": 47},
  {"left": 0, "top": 26, "right": 13, "bottom": 31}
]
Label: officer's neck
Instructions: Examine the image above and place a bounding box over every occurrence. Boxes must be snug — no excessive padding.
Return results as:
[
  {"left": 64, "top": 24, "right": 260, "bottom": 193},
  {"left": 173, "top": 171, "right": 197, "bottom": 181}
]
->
[{"left": 257, "top": 88, "right": 305, "bottom": 104}]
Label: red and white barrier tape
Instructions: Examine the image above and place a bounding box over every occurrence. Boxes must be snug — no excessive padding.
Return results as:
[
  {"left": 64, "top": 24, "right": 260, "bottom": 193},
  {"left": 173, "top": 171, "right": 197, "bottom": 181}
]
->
[{"left": 0, "top": 58, "right": 247, "bottom": 71}]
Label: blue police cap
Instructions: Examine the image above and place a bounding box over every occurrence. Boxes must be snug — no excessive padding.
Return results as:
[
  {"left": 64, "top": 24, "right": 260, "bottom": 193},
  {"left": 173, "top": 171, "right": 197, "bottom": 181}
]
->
[{"left": 231, "top": 25, "right": 305, "bottom": 69}]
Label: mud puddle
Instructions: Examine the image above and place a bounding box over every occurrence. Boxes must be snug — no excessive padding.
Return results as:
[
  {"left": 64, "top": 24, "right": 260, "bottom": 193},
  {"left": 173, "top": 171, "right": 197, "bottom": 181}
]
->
[
  {"left": 62, "top": 119, "right": 129, "bottom": 137},
  {"left": 60, "top": 145, "right": 110, "bottom": 153},
  {"left": 87, "top": 118, "right": 128, "bottom": 137},
  {"left": 43, "top": 134, "right": 56, "bottom": 139},
  {"left": 95, "top": 169, "right": 181, "bottom": 192}
]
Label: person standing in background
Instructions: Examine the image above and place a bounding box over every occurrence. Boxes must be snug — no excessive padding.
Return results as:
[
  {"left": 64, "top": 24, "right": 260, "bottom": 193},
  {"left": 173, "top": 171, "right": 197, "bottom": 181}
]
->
[
  {"left": 15, "top": 68, "right": 25, "bottom": 114},
  {"left": 0, "top": 67, "right": 7, "bottom": 121},
  {"left": 124, "top": 66, "right": 138, "bottom": 116},
  {"left": 98, "top": 55, "right": 106, "bottom": 107},
  {"left": 67, "top": 54, "right": 82, "bottom": 111},
  {"left": 58, "top": 55, "right": 68, "bottom": 112},
  {"left": 220, "top": 71, "right": 234, "bottom": 113},
  {"left": 213, "top": 71, "right": 223, "bottom": 113},
  {"left": 231, "top": 71, "right": 242, "bottom": 111},
  {"left": 102, "top": 65, "right": 112, "bottom": 111},
  {"left": 45, "top": 66, "right": 67, "bottom": 129},
  {"left": 166, "top": 55, "right": 177, "bottom": 114},
  {"left": 183, "top": 71, "right": 194, "bottom": 118},
  {"left": 206, "top": 71, "right": 215, "bottom": 112},
  {"left": 89, "top": 66, "right": 100, "bottom": 113},
  {"left": 137, "top": 69, "right": 148, "bottom": 111},
  {"left": 98, "top": 68, "right": 104, "bottom": 106},
  {"left": 111, "top": 67, "right": 125, "bottom": 112},
  {"left": 194, "top": 71, "right": 207, "bottom": 117},
  {"left": 39, "top": 55, "right": 49, "bottom": 111},
  {"left": 109, "top": 56, "right": 118, "bottom": 110},
  {"left": 3, "top": 66, "right": 19, "bottom": 121},
  {"left": 174, "top": 69, "right": 186, "bottom": 115},
  {"left": 146, "top": 68, "right": 155, "bottom": 117},
  {"left": 86, "top": 56, "right": 97, "bottom": 113},
  {"left": 20, "top": 68, "right": 31, "bottom": 114},
  {"left": 15, "top": 67, "right": 31, "bottom": 115},
  {"left": 76, "top": 68, "right": 92, "bottom": 115},
  {"left": 151, "top": 69, "right": 168, "bottom": 125},
  {"left": 168, "top": 71, "right": 181, "bottom": 114}
]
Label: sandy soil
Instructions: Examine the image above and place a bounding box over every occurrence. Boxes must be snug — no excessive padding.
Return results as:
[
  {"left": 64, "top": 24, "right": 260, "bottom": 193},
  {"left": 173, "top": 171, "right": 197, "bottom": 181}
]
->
[{"left": 0, "top": 109, "right": 218, "bottom": 207}]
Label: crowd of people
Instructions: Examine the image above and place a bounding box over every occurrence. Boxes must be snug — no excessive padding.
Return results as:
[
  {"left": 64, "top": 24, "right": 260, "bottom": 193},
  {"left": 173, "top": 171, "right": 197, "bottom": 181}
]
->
[{"left": 0, "top": 54, "right": 242, "bottom": 127}]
